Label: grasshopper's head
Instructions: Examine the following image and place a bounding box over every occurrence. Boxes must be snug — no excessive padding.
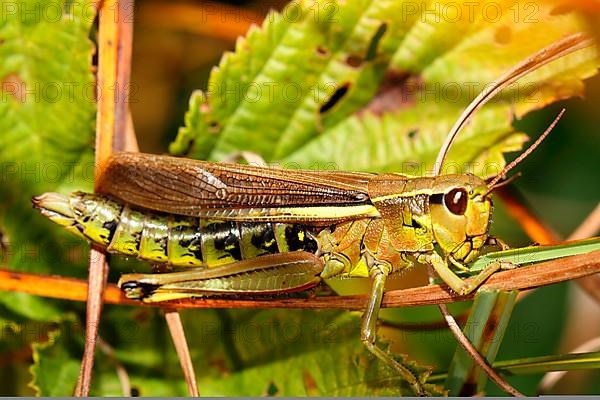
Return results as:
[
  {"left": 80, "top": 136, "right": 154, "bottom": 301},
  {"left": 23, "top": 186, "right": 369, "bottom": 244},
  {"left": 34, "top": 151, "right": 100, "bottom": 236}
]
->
[
  {"left": 429, "top": 109, "right": 564, "bottom": 262},
  {"left": 429, "top": 174, "right": 492, "bottom": 263},
  {"left": 32, "top": 192, "right": 121, "bottom": 245}
]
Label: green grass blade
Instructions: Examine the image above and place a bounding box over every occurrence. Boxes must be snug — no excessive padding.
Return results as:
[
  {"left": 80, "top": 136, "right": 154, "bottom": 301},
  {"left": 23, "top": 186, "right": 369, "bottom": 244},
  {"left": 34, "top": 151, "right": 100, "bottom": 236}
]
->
[
  {"left": 430, "top": 351, "right": 600, "bottom": 383},
  {"left": 468, "top": 237, "right": 600, "bottom": 274},
  {"left": 445, "top": 290, "right": 517, "bottom": 395}
]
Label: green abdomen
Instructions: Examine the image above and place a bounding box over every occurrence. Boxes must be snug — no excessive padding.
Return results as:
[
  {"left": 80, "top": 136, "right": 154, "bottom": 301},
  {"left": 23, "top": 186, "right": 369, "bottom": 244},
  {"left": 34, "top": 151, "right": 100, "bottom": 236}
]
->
[{"left": 77, "top": 197, "right": 319, "bottom": 268}]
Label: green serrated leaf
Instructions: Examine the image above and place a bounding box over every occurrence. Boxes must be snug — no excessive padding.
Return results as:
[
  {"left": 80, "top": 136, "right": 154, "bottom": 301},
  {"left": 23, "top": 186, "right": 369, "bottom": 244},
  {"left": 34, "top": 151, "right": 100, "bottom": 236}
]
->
[
  {"left": 173, "top": 0, "right": 414, "bottom": 161},
  {"left": 29, "top": 324, "right": 81, "bottom": 396},
  {"left": 173, "top": 0, "right": 598, "bottom": 181},
  {"left": 193, "top": 309, "right": 442, "bottom": 396},
  {"left": 0, "top": 0, "right": 96, "bottom": 316}
]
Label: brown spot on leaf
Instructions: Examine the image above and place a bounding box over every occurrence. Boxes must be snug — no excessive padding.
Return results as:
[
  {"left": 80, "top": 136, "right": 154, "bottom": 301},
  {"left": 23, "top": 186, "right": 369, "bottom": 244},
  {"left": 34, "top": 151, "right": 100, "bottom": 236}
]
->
[
  {"left": 358, "top": 70, "right": 421, "bottom": 116},
  {"left": 319, "top": 82, "right": 350, "bottom": 114},
  {"left": 208, "top": 357, "right": 230, "bottom": 375},
  {"left": 1, "top": 73, "right": 26, "bottom": 102},
  {"left": 345, "top": 54, "right": 363, "bottom": 68},
  {"left": 316, "top": 46, "right": 329, "bottom": 56},
  {"left": 366, "top": 22, "right": 388, "bottom": 61},
  {"left": 494, "top": 25, "right": 512, "bottom": 45},
  {"left": 302, "top": 371, "right": 319, "bottom": 396}
]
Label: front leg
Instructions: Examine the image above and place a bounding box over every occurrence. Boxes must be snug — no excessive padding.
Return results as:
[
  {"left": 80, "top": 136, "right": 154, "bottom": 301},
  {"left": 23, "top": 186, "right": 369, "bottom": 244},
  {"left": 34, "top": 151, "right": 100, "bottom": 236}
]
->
[{"left": 422, "top": 252, "right": 515, "bottom": 296}]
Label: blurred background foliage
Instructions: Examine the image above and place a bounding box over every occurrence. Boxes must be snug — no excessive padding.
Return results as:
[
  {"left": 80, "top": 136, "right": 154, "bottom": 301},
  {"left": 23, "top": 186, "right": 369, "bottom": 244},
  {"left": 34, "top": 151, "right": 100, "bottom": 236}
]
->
[{"left": 0, "top": 0, "right": 599, "bottom": 396}]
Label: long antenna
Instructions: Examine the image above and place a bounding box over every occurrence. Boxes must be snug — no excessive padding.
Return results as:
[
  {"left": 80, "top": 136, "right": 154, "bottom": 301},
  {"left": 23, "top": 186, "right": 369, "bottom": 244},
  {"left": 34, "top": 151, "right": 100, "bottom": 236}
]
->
[
  {"left": 433, "top": 32, "right": 593, "bottom": 176},
  {"left": 485, "top": 108, "right": 565, "bottom": 196}
]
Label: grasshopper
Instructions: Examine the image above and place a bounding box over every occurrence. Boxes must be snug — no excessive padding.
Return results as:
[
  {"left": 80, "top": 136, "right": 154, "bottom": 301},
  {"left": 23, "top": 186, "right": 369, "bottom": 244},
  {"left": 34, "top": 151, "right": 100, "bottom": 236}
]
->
[{"left": 32, "top": 33, "right": 592, "bottom": 395}]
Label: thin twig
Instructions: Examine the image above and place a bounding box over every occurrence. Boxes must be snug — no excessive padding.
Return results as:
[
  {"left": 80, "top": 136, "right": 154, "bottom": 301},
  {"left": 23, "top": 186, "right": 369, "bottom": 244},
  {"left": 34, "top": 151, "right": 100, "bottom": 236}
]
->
[
  {"left": 497, "top": 186, "right": 561, "bottom": 303},
  {"left": 496, "top": 194, "right": 600, "bottom": 392},
  {"left": 569, "top": 203, "right": 600, "bottom": 241},
  {"left": 569, "top": 203, "right": 600, "bottom": 303},
  {"left": 500, "top": 187, "right": 600, "bottom": 303},
  {"left": 438, "top": 303, "right": 524, "bottom": 397},
  {"left": 1, "top": 249, "right": 599, "bottom": 309},
  {"left": 164, "top": 310, "right": 199, "bottom": 396},
  {"left": 427, "top": 250, "right": 521, "bottom": 398},
  {"left": 74, "top": 250, "right": 109, "bottom": 397},
  {"left": 120, "top": 46, "right": 200, "bottom": 400},
  {"left": 76, "top": 0, "right": 135, "bottom": 395}
]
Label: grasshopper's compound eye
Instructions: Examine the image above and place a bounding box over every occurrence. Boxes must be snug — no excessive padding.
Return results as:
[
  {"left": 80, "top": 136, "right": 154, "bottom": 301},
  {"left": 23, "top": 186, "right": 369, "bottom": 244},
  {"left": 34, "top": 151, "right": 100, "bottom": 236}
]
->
[{"left": 444, "top": 188, "right": 468, "bottom": 215}]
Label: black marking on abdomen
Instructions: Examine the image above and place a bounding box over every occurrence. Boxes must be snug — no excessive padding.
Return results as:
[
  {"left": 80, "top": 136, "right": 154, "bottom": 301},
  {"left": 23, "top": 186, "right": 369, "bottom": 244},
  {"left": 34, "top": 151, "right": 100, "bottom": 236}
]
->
[
  {"left": 173, "top": 217, "right": 204, "bottom": 263},
  {"left": 102, "top": 219, "right": 119, "bottom": 242},
  {"left": 285, "top": 224, "right": 318, "bottom": 254},
  {"left": 249, "top": 223, "right": 278, "bottom": 255},
  {"left": 206, "top": 221, "right": 242, "bottom": 261}
]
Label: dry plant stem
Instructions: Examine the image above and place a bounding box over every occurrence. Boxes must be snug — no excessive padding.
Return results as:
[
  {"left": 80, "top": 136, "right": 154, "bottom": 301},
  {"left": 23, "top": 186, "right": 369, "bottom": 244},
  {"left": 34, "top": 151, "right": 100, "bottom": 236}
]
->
[
  {"left": 497, "top": 186, "right": 559, "bottom": 301},
  {"left": 500, "top": 188, "right": 600, "bottom": 303},
  {"left": 2, "top": 249, "right": 598, "bottom": 309},
  {"left": 568, "top": 203, "right": 600, "bottom": 302},
  {"left": 119, "top": 41, "right": 200, "bottom": 400},
  {"left": 75, "top": 0, "right": 135, "bottom": 395},
  {"left": 75, "top": 250, "right": 109, "bottom": 396},
  {"left": 438, "top": 303, "right": 524, "bottom": 397},
  {"left": 427, "top": 258, "right": 521, "bottom": 397},
  {"left": 574, "top": 274, "right": 600, "bottom": 304},
  {"left": 499, "top": 194, "right": 600, "bottom": 391},
  {"left": 165, "top": 310, "right": 199, "bottom": 396},
  {"left": 569, "top": 203, "right": 600, "bottom": 241},
  {"left": 125, "top": 108, "right": 138, "bottom": 151}
]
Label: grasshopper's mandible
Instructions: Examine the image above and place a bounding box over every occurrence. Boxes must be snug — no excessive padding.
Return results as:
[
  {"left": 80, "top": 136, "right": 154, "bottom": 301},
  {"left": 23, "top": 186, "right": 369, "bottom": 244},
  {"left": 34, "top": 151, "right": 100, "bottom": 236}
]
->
[{"left": 32, "top": 33, "right": 592, "bottom": 395}]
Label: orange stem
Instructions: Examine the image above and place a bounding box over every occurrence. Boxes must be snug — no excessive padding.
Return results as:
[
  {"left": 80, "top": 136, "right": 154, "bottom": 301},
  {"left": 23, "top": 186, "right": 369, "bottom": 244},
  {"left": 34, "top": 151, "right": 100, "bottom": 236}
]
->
[{"left": 1, "top": 249, "right": 599, "bottom": 310}]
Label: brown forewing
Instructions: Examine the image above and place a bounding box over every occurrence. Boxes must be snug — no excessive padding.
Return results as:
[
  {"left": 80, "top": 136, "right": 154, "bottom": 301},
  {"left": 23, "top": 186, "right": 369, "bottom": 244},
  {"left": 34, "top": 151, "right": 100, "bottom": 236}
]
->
[{"left": 96, "top": 152, "right": 374, "bottom": 217}]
